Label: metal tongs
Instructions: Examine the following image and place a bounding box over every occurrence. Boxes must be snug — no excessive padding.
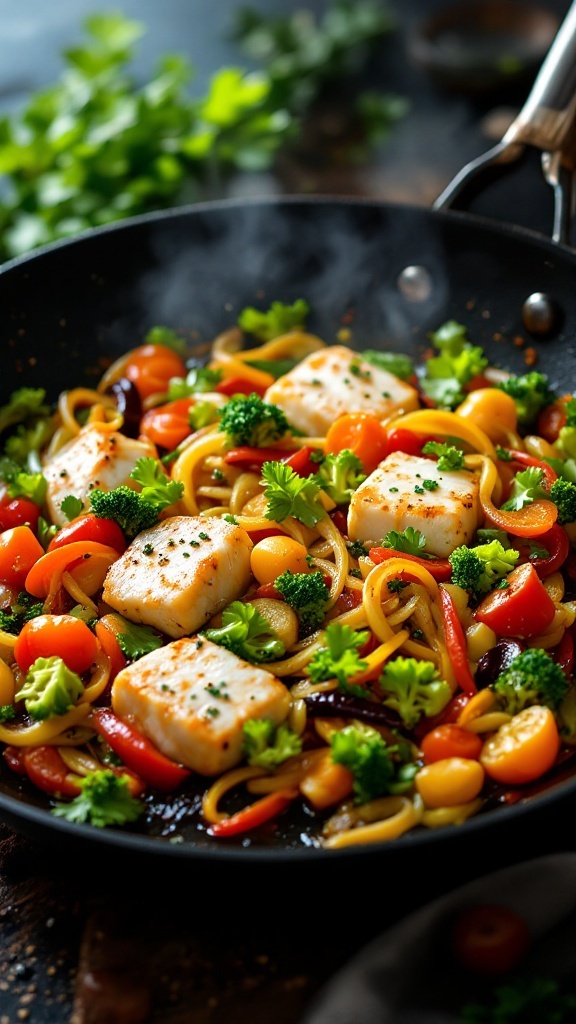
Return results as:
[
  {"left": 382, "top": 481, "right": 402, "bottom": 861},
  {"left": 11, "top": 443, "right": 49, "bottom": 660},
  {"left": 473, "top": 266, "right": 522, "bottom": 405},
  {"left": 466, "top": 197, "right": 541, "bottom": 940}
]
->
[{"left": 433, "top": 0, "right": 576, "bottom": 246}]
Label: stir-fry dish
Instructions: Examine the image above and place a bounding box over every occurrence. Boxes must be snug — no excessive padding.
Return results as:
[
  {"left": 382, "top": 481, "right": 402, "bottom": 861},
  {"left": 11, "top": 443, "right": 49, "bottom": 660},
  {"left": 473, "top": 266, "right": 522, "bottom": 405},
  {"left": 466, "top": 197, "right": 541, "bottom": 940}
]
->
[{"left": 1, "top": 301, "right": 575, "bottom": 848}]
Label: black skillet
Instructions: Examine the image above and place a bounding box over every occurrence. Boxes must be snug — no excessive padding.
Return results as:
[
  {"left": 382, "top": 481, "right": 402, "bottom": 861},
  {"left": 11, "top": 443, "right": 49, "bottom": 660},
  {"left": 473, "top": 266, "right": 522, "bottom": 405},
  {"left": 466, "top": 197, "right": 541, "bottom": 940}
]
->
[{"left": 0, "top": 3, "right": 576, "bottom": 877}]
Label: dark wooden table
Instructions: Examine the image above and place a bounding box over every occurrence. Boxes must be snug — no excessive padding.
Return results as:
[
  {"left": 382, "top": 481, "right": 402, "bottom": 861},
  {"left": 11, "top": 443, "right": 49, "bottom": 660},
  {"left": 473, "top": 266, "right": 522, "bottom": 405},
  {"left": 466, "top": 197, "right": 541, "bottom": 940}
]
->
[{"left": 1, "top": 1, "right": 574, "bottom": 1021}]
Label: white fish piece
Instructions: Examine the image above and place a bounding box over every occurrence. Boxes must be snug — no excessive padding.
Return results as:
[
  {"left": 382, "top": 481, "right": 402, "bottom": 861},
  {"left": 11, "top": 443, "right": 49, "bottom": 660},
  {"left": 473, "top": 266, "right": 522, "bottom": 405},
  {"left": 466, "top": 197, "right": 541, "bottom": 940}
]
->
[
  {"left": 347, "top": 452, "right": 480, "bottom": 557},
  {"left": 43, "top": 424, "right": 157, "bottom": 526},
  {"left": 263, "top": 345, "right": 419, "bottom": 437},
  {"left": 111, "top": 635, "right": 291, "bottom": 775},
  {"left": 102, "top": 515, "right": 253, "bottom": 638}
]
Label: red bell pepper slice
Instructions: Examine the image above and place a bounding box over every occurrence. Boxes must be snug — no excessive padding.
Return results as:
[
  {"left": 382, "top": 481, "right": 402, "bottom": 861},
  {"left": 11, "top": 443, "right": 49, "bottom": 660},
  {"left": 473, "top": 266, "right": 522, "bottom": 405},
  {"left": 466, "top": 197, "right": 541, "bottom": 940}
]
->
[
  {"left": 224, "top": 446, "right": 298, "bottom": 471},
  {"left": 23, "top": 745, "right": 83, "bottom": 798},
  {"left": 519, "top": 523, "right": 570, "bottom": 579},
  {"left": 91, "top": 708, "right": 191, "bottom": 791},
  {"left": 553, "top": 627, "right": 574, "bottom": 678},
  {"left": 505, "top": 449, "right": 558, "bottom": 489},
  {"left": 209, "top": 788, "right": 298, "bottom": 838},
  {"left": 474, "top": 562, "right": 556, "bottom": 638},
  {"left": 3, "top": 745, "right": 27, "bottom": 775},
  {"left": 438, "top": 587, "right": 477, "bottom": 695},
  {"left": 216, "top": 376, "right": 267, "bottom": 398},
  {"left": 282, "top": 446, "right": 320, "bottom": 478},
  {"left": 369, "top": 546, "right": 453, "bottom": 582}
]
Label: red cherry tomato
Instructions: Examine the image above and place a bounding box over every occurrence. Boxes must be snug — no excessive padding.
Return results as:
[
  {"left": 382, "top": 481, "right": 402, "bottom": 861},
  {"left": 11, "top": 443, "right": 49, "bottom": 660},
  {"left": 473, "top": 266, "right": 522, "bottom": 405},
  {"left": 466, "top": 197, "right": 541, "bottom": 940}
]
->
[
  {"left": 420, "top": 724, "right": 483, "bottom": 764},
  {"left": 451, "top": 904, "right": 532, "bottom": 975},
  {"left": 385, "top": 428, "right": 431, "bottom": 458},
  {"left": 0, "top": 496, "right": 40, "bottom": 533},
  {"left": 124, "top": 344, "right": 186, "bottom": 401},
  {"left": 474, "top": 562, "right": 556, "bottom": 638},
  {"left": 48, "top": 513, "right": 127, "bottom": 554},
  {"left": 14, "top": 614, "right": 100, "bottom": 675}
]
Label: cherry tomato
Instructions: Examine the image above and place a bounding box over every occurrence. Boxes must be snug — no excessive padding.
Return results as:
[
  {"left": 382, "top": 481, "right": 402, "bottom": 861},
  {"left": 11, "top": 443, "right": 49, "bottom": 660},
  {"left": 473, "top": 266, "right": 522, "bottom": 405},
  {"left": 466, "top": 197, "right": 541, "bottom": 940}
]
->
[
  {"left": 0, "top": 496, "right": 40, "bottom": 533},
  {"left": 537, "top": 394, "right": 571, "bottom": 443},
  {"left": 250, "top": 535, "right": 310, "bottom": 585},
  {"left": 451, "top": 904, "right": 532, "bottom": 974},
  {"left": 0, "top": 525, "right": 45, "bottom": 590},
  {"left": 140, "top": 397, "right": 195, "bottom": 449},
  {"left": 474, "top": 562, "right": 556, "bottom": 638},
  {"left": 48, "top": 513, "right": 127, "bottom": 555},
  {"left": 14, "top": 614, "right": 100, "bottom": 675},
  {"left": 124, "top": 344, "right": 187, "bottom": 401},
  {"left": 480, "top": 705, "right": 560, "bottom": 785},
  {"left": 420, "top": 724, "right": 483, "bottom": 764},
  {"left": 384, "top": 428, "right": 428, "bottom": 458},
  {"left": 325, "top": 412, "right": 388, "bottom": 473},
  {"left": 216, "top": 376, "right": 269, "bottom": 398}
]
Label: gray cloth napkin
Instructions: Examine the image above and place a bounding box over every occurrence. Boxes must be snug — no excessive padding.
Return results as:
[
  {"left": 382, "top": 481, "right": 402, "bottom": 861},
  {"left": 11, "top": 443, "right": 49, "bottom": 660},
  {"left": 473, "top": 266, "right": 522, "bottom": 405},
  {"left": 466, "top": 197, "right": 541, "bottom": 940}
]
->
[{"left": 300, "top": 852, "right": 576, "bottom": 1024}]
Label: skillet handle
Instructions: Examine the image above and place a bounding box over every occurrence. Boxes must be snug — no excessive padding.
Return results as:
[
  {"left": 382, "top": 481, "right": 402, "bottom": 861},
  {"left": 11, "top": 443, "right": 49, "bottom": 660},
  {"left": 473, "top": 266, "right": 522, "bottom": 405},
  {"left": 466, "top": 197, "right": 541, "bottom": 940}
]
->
[
  {"left": 503, "top": 0, "right": 576, "bottom": 168},
  {"left": 434, "top": 0, "right": 576, "bottom": 244}
]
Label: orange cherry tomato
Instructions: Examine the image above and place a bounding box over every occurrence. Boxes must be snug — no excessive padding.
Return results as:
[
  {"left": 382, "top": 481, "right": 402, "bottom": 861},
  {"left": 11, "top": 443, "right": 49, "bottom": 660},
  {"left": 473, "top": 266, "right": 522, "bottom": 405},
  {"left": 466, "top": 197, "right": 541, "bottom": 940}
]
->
[
  {"left": 420, "top": 724, "right": 483, "bottom": 764},
  {"left": 0, "top": 525, "right": 45, "bottom": 590},
  {"left": 140, "top": 397, "right": 195, "bottom": 449},
  {"left": 474, "top": 562, "right": 556, "bottom": 638},
  {"left": 451, "top": 904, "right": 532, "bottom": 975},
  {"left": 480, "top": 705, "right": 560, "bottom": 786},
  {"left": 14, "top": 613, "right": 100, "bottom": 675},
  {"left": 124, "top": 344, "right": 187, "bottom": 401},
  {"left": 324, "top": 412, "right": 388, "bottom": 474}
]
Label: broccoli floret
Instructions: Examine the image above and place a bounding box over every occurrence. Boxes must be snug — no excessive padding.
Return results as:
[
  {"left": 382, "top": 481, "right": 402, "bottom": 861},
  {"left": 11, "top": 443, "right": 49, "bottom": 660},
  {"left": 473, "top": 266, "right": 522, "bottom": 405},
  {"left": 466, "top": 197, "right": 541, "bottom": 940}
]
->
[
  {"left": 167, "top": 366, "right": 223, "bottom": 399},
  {"left": 274, "top": 569, "right": 330, "bottom": 634},
  {"left": 449, "top": 540, "right": 520, "bottom": 596},
  {"left": 496, "top": 371, "right": 556, "bottom": 427},
  {"left": 0, "top": 387, "right": 51, "bottom": 437},
  {"left": 378, "top": 656, "right": 452, "bottom": 728},
  {"left": 313, "top": 449, "right": 366, "bottom": 505},
  {"left": 0, "top": 705, "right": 15, "bottom": 722},
  {"left": 0, "top": 457, "right": 47, "bottom": 505},
  {"left": 188, "top": 401, "right": 219, "bottom": 431},
  {"left": 203, "top": 600, "right": 285, "bottom": 663},
  {"left": 420, "top": 320, "right": 488, "bottom": 410},
  {"left": 421, "top": 440, "right": 465, "bottom": 470},
  {"left": 307, "top": 623, "right": 369, "bottom": 688},
  {"left": 242, "top": 718, "right": 302, "bottom": 768},
  {"left": 262, "top": 460, "right": 326, "bottom": 527},
  {"left": 144, "top": 325, "right": 187, "bottom": 356},
  {"left": 52, "top": 769, "right": 144, "bottom": 828},
  {"left": 492, "top": 647, "right": 569, "bottom": 716},
  {"left": 3, "top": 417, "right": 55, "bottom": 468},
  {"left": 461, "top": 976, "right": 576, "bottom": 1023},
  {"left": 89, "top": 486, "right": 160, "bottom": 540},
  {"left": 501, "top": 466, "right": 548, "bottom": 511},
  {"left": 0, "top": 592, "right": 44, "bottom": 635},
  {"left": 330, "top": 722, "right": 416, "bottom": 804},
  {"left": 549, "top": 478, "right": 576, "bottom": 524},
  {"left": 218, "top": 393, "right": 291, "bottom": 447},
  {"left": 361, "top": 350, "right": 414, "bottom": 381},
  {"left": 15, "top": 656, "right": 84, "bottom": 720},
  {"left": 237, "top": 299, "right": 310, "bottom": 341}
]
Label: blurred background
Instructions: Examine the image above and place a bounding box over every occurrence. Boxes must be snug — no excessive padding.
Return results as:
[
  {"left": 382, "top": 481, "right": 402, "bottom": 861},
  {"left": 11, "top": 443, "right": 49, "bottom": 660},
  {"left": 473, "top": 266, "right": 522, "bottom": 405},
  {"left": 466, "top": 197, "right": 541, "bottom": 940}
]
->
[{"left": 0, "top": 0, "right": 573, "bottom": 262}]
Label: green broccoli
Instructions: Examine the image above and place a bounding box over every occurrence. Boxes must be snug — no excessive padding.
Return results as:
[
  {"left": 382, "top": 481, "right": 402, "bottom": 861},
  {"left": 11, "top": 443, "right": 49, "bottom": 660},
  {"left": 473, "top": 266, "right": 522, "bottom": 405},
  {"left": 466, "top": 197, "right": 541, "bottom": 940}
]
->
[
  {"left": 313, "top": 449, "right": 367, "bottom": 505},
  {"left": 330, "top": 722, "right": 417, "bottom": 804},
  {"left": 0, "top": 387, "right": 51, "bottom": 437},
  {"left": 144, "top": 325, "right": 187, "bottom": 356},
  {"left": 421, "top": 440, "right": 465, "bottom": 471},
  {"left": 449, "top": 540, "right": 520, "bottom": 596},
  {"left": 237, "top": 298, "right": 310, "bottom": 341},
  {"left": 218, "top": 393, "right": 291, "bottom": 448},
  {"left": 274, "top": 569, "right": 330, "bottom": 634},
  {"left": 549, "top": 478, "right": 576, "bottom": 524},
  {"left": 461, "top": 976, "right": 576, "bottom": 1023},
  {"left": 242, "top": 718, "right": 302, "bottom": 768},
  {"left": 3, "top": 417, "right": 55, "bottom": 467},
  {"left": 501, "top": 466, "right": 548, "bottom": 511},
  {"left": 307, "top": 623, "right": 369, "bottom": 688},
  {"left": 0, "top": 592, "right": 44, "bottom": 635},
  {"left": 167, "top": 365, "right": 223, "bottom": 400},
  {"left": 0, "top": 705, "right": 16, "bottom": 722},
  {"left": 15, "top": 656, "right": 84, "bottom": 720},
  {"left": 361, "top": 350, "right": 414, "bottom": 381},
  {"left": 89, "top": 457, "right": 183, "bottom": 540},
  {"left": 188, "top": 400, "right": 219, "bottom": 431},
  {"left": 420, "top": 320, "right": 488, "bottom": 410},
  {"left": 496, "top": 371, "right": 556, "bottom": 427},
  {"left": 0, "top": 456, "right": 47, "bottom": 506},
  {"left": 52, "top": 769, "right": 145, "bottom": 828},
  {"left": 378, "top": 656, "right": 452, "bottom": 728},
  {"left": 262, "top": 460, "right": 326, "bottom": 527},
  {"left": 203, "top": 600, "right": 285, "bottom": 663},
  {"left": 492, "top": 647, "right": 569, "bottom": 716}
]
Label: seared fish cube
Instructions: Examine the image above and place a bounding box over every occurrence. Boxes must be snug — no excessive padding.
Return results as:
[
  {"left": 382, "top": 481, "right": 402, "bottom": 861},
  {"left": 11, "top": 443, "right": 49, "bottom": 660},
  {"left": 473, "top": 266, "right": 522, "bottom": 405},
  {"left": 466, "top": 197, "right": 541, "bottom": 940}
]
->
[
  {"left": 43, "top": 425, "right": 157, "bottom": 526},
  {"left": 264, "top": 345, "right": 419, "bottom": 437},
  {"left": 347, "top": 452, "right": 480, "bottom": 558},
  {"left": 102, "top": 515, "right": 253, "bottom": 638},
  {"left": 111, "top": 636, "right": 291, "bottom": 775}
]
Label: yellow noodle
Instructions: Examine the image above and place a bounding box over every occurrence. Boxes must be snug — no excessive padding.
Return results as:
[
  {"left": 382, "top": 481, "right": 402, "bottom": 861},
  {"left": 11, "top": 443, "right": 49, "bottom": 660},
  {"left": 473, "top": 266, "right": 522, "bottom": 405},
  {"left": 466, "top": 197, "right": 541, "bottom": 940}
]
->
[
  {"left": 170, "top": 428, "right": 226, "bottom": 515},
  {"left": 0, "top": 703, "right": 91, "bottom": 746},
  {"left": 201, "top": 765, "right": 267, "bottom": 825},
  {"left": 421, "top": 798, "right": 483, "bottom": 828},
  {"left": 322, "top": 794, "right": 424, "bottom": 849},
  {"left": 61, "top": 571, "right": 99, "bottom": 615}
]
